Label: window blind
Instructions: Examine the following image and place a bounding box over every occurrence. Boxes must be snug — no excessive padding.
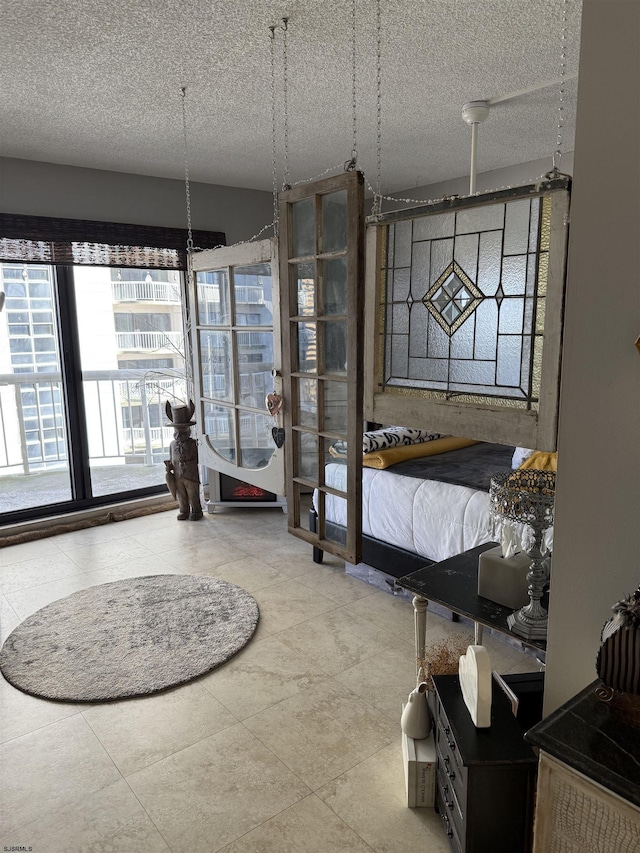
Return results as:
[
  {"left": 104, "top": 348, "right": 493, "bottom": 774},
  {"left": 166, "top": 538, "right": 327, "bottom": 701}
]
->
[{"left": 0, "top": 214, "right": 225, "bottom": 270}]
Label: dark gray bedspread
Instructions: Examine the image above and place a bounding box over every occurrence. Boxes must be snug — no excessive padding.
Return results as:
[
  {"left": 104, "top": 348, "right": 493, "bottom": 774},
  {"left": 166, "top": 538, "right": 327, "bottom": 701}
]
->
[{"left": 387, "top": 442, "right": 514, "bottom": 491}]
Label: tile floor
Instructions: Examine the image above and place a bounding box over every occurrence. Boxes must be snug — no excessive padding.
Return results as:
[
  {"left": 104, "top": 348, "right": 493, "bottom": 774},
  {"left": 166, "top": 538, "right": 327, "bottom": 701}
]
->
[{"left": 0, "top": 507, "right": 542, "bottom": 853}]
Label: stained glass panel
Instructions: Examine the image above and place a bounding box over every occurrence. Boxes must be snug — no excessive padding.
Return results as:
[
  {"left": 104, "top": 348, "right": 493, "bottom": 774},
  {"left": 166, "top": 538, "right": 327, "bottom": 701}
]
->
[{"left": 379, "top": 189, "right": 558, "bottom": 409}]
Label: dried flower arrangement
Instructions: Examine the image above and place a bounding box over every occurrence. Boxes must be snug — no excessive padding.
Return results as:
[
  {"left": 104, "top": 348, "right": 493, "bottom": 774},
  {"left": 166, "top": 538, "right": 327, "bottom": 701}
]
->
[{"left": 417, "top": 633, "right": 473, "bottom": 690}]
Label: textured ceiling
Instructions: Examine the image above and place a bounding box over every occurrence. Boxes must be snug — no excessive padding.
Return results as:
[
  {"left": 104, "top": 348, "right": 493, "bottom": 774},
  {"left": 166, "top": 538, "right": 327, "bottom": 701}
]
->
[{"left": 2, "top": 1, "right": 582, "bottom": 194}]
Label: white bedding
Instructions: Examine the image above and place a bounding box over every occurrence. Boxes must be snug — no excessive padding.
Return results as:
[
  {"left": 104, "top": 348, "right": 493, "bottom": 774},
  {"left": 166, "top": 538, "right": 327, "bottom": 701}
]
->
[{"left": 319, "top": 462, "right": 494, "bottom": 564}]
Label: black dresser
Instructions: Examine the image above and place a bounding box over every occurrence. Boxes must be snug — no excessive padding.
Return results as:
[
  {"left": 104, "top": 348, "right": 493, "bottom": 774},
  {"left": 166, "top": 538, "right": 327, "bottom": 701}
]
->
[{"left": 432, "top": 674, "right": 539, "bottom": 853}]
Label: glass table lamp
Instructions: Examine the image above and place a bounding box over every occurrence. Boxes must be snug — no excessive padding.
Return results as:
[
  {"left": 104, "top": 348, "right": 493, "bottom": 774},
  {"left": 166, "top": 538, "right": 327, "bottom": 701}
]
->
[{"left": 489, "top": 469, "right": 556, "bottom": 641}]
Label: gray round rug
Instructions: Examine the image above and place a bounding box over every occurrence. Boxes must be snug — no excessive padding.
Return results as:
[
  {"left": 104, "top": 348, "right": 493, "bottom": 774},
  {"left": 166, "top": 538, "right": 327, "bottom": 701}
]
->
[{"left": 0, "top": 575, "right": 259, "bottom": 702}]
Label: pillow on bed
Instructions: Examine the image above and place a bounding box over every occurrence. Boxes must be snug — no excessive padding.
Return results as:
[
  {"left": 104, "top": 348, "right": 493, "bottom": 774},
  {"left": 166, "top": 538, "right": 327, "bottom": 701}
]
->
[
  {"left": 362, "top": 426, "right": 443, "bottom": 454},
  {"left": 511, "top": 447, "right": 535, "bottom": 468},
  {"left": 518, "top": 450, "right": 558, "bottom": 472},
  {"left": 328, "top": 440, "right": 348, "bottom": 459},
  {"left": 362, "top": 436, "right": 479, "bottom": 469}
]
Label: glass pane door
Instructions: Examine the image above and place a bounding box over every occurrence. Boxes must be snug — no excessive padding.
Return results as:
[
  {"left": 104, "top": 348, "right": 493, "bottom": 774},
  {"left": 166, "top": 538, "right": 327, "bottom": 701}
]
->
[
  {"left": 190, "top": 239, "right": 285, "bottom": 500},
  {"left": 279, "top": 170, "right": 365, "bottom": 563},
  {"left": 1, "top": 261, "right": 185, "bottom": 520},
  {"left": 0, "top": 262, "right": 72, "bottom": 512}
]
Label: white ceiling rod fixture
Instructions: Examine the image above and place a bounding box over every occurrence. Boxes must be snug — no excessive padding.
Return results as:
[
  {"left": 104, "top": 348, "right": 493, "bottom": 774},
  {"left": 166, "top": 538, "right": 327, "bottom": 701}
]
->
[
  {"left": 487, "top": 71, "right": 578, "bottom": 106},
  {"left": 462, "top": 100, "right": 490, "bottom": 195}
]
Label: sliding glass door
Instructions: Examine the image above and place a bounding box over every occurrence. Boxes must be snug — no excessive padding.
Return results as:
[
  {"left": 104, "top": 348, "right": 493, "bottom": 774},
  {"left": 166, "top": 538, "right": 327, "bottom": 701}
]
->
[
  {"left": 0, "top": 261, "right": 187, "bottom": 521},
  {"left": 0, "top": 262, "right": 72, "bottom": 513}
]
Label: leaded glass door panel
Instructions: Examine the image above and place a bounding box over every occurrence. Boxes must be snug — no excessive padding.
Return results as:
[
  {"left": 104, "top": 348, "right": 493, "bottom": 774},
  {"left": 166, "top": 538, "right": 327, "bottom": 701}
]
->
[
  {"left": 279, "top": 170, "right": 364, "bottom": 563},
  {"left": 364, "top": 178, "right": 570, "bottom": 450},
  {"left": 190, "top": 239, "right": 284, "bottom": 498}
]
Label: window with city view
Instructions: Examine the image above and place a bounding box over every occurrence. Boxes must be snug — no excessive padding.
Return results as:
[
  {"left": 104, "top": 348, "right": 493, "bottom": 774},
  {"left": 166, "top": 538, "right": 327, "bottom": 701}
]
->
[
  {"left": 0, "top": 262, "right": 188, "bottom": 514},
  {"left": 0, "top": 213, "right": 224, "bottom": 521}
]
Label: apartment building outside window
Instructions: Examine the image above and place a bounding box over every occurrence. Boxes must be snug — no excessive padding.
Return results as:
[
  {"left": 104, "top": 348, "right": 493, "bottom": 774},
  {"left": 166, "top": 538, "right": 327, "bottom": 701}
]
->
[{"left": 0, "top": 214, "right": 225, "bottom": 523}]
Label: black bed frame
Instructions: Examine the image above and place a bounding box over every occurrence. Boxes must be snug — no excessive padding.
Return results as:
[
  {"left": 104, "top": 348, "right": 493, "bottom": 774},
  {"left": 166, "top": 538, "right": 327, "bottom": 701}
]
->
[
  {"left": 309, "top": 507, "right": 461, "bottom": 621},
  {"left": 308, "top": 506, "right": 434, "bottom": 578}
]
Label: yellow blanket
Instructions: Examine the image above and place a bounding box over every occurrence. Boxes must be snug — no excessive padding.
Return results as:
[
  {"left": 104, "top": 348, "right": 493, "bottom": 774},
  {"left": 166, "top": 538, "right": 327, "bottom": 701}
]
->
[
  {"left": 519, "top": 450, "right": 558, "bottom": 472},
  {"left": 362, "top": 436, "right": 479, "bottom": 469}
]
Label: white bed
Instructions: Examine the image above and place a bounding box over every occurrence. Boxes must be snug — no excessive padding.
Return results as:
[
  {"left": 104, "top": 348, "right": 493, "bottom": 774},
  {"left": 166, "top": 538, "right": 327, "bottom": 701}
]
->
[{"left": 320, "top": 462, "right": 494, "bottom": 564}]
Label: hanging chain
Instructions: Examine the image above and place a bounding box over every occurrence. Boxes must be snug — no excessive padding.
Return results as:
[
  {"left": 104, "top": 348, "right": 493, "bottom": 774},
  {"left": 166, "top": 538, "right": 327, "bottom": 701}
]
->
[
  {"left": 552, "top": 0, "right": 569, "bottom": 175},
  {"left": 281, "top": 18, "right": 291, "bottom": 190},
  {"left": 180, "top": 86, "right": 195, "bottom": 256},
  {"left": 371, "top": 0, "right": 383, "bottom": 215},
  {"left": 344, "top": 0, "right": 358, "bottom": 171},
  {"left": 179, "top": 84, "right": 196, "bottom": 398},
  {"left": 291, "top": 163, "right": 349, "bottom": 186},
  {"left": 542, "top": 0, "right": 570, "bottom": 181},
  {"left": 269, "top": 26, "right": 279, "bottom": 236}
]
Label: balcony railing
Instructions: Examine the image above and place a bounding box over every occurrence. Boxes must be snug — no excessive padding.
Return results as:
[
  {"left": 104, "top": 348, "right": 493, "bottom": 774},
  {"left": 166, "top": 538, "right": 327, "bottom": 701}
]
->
[
  {"left": 115, "top": 331, "right": 184, "bottom": 351},
  {"left": 197, "top": 285, "right": 265, "bottom": 306},
  {"left": 111, "top": 281, "right": 181, "bottom": 303},
  {"left": 0, "top": 369, "right": 187, "bottom": 475}
]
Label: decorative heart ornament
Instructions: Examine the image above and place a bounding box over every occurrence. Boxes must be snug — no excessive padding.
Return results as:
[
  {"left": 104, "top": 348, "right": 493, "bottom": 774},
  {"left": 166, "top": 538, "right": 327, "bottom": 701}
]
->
[
  {"left": 266, "top": 393, "right": 283, "bottom": 417},
  {"left": 271, "top": 427, "right": 285, "bottom": 448},
  {"left": 459, "top": 645, "right": 492, "bottom": 728}
]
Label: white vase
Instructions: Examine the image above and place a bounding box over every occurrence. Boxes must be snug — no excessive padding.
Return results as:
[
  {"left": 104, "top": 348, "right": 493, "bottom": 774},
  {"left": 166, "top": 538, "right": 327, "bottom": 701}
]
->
[{"left": 400, "top": 682, "right": 432, "bottom": 739}]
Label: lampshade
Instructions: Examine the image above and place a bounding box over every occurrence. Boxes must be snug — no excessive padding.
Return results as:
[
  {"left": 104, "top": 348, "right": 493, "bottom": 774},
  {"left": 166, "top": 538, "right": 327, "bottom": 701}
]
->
[{"left": 489, "top": 469, "right": 555, "bottom": 529}]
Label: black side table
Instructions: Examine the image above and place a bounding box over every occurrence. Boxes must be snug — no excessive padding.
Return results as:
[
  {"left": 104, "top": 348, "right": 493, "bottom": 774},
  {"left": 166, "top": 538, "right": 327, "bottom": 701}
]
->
[{"left": 397, "top": 543, "right": 546, "bottom": 680}]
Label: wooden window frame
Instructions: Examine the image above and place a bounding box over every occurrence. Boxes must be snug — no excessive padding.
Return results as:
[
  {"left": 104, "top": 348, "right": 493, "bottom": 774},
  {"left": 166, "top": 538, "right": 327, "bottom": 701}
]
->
[{"left": 278, "top": 170, "right": 365, "bottom": 564}]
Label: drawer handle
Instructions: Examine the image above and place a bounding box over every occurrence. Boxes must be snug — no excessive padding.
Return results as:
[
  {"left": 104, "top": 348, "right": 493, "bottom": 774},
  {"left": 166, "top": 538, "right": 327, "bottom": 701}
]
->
[
  {"left": 443, "top": 726, "right": 456, "bottom": 751},
  {"left": 443, "top": 755, "right": 455, "bottom": 780},
  {"left": 442, "top": 785, "right": 454, "bottom": 810},
  {"left": 441, "top": 812, "right": 453, "bottom": 839}
]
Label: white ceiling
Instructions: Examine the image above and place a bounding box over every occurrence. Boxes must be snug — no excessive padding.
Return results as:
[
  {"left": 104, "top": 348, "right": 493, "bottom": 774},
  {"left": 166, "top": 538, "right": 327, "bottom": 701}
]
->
[{"left": 2, "top": 1, "right": 582, "bottom": 195}]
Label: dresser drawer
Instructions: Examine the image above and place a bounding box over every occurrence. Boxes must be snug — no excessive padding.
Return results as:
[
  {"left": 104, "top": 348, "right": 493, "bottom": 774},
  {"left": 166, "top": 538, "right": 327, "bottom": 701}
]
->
[
  {"left": 435, "top": 697, "right": 466, "bottom": 801},
  {"left": 436, "top": 741, "right": 465, "bottom": 825},
  {"left": 437, "top": 761, "right": 465, "bottom": 841},
  {"left": 436, "top": 778, "right": 464, "bottom": 853},
  {"left": 435, "top": 696, "right": 464, "bottom": 775}
]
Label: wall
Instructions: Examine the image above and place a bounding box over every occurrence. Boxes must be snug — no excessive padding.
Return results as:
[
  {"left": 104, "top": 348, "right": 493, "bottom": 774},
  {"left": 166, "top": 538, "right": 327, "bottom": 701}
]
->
[
  {"left": 0, "top": 158, "right": 273, "bottom": 247},
  {"left": 543, "top": 0, "right": 640, "bottom": 713}
]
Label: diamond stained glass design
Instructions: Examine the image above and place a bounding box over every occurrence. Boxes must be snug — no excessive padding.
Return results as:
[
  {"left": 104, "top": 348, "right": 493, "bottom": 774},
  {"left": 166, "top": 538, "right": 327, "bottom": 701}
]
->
[
  {"left": 423, "top": 262, "right": 483, "bottom": 335},
  {"left": 379, "top": 191, "right": 561, "bottom": 409}
]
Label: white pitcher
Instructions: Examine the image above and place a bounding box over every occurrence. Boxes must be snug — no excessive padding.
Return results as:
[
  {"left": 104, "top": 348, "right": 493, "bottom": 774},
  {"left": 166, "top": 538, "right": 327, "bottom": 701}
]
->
[{"left": 400, "top": 681, "right": 432, "bottom": 739}]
